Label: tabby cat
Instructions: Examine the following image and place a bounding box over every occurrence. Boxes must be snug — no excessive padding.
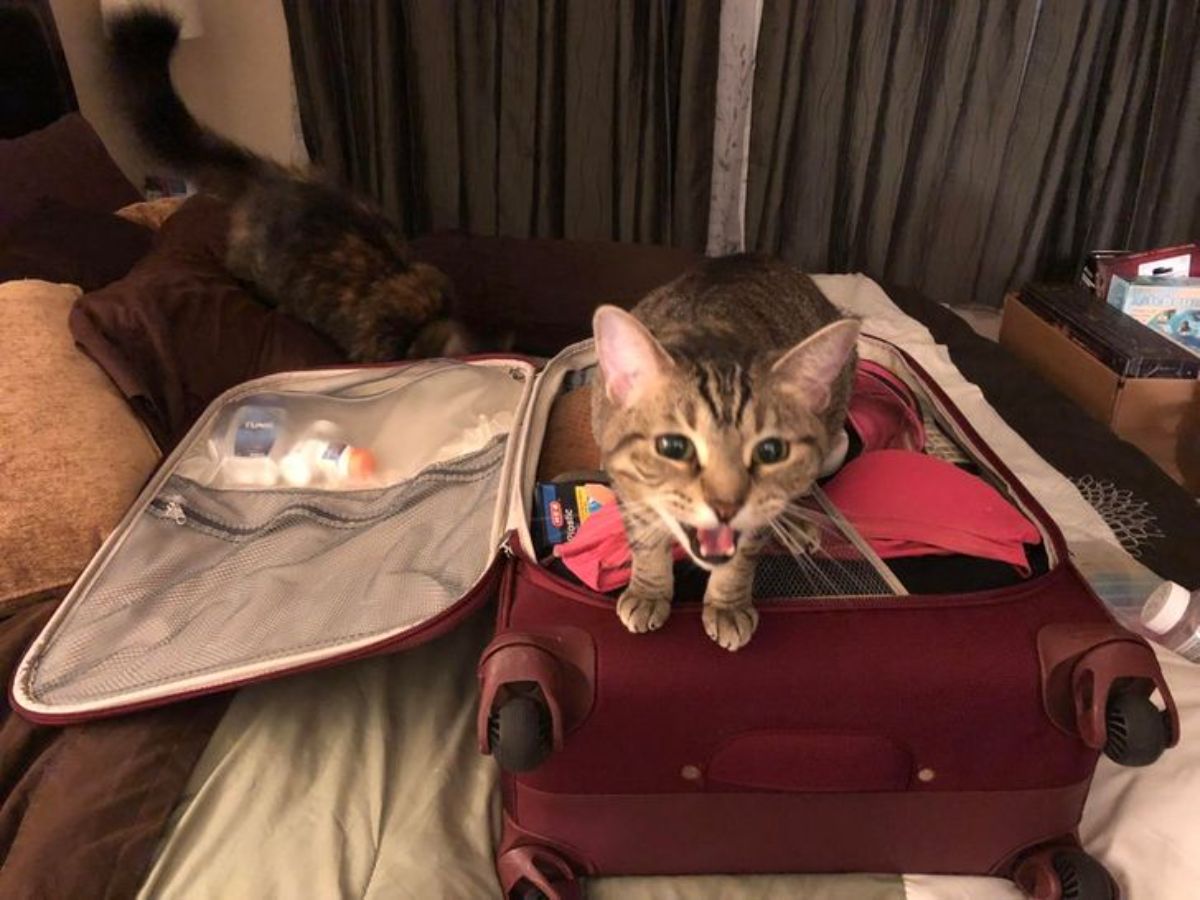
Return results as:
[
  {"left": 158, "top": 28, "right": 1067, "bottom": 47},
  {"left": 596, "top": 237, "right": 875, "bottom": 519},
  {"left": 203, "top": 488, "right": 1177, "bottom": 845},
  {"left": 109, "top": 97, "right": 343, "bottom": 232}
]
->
[
  {"left": 591, "top": 255, "right": 860, "bottom": 651},
  {"left": 108, "top": 9, "right": 468, "bottom": 362}
]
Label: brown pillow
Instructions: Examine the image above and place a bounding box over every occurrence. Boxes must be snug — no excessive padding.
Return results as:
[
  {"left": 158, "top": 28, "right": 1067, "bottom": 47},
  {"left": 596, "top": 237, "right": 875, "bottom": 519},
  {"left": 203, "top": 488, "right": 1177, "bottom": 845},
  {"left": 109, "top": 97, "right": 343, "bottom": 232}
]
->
[
  {"left": 0, "top": 114, "right": 142, "bottom": 230},
  {"left": 70, "top": 195, "right": 345, "bottom": 450},
  {"left": 0, "top": 197, "right": 154, "bottom": 290},
  {"left": 0, "top": 281, "right": 161, "bottom": 610}
]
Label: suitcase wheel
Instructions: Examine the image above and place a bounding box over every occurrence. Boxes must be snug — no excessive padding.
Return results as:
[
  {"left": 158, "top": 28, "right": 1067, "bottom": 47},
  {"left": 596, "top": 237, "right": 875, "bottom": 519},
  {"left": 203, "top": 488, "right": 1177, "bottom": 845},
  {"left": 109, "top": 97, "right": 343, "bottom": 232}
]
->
[
  {"left": 1014, "top": 845, "right": 1116, "bottom": 900},
  {"left": 1051, "top": 848, "right": 1115, "bottom": 900},
  {"left": 508, "top": 871, "right": 578, "bottom": 900},
  {"left": 1104, "top": 685, "right": 1169, "bottom": 767},
  {"left": 489, "top": 694, "right": 553, "bottom": 772},
  {"left": 497, "top": 844, "right": 580, "bottom": 900}
]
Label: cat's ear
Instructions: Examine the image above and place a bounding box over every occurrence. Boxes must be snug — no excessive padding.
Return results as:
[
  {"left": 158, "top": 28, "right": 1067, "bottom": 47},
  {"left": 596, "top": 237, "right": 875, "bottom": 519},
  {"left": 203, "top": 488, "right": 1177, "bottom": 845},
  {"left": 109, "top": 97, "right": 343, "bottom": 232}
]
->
[
  {"left": 592, "top": 305, "right": 673, "bottom": 407},
  {"left": 771, "top": 319, "right": 860, "bottom": 412}
]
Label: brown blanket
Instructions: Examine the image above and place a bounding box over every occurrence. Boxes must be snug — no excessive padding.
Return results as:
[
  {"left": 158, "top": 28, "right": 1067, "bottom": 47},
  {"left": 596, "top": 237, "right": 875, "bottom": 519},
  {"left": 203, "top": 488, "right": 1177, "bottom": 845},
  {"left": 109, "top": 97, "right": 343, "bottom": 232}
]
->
[{"left": 0, "top": 594, "right": 228, "bottom": 898}]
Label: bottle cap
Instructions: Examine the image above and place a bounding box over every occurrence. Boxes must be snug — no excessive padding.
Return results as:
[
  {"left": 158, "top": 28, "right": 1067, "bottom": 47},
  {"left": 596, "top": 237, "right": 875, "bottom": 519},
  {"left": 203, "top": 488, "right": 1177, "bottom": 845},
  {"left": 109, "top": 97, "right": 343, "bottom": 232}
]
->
[
  {"left": 342, "top": 447, "right": 377, "bottom": 481},
  {"left": 1141, "top": 581, "right": 1191, "bottom": 635}
]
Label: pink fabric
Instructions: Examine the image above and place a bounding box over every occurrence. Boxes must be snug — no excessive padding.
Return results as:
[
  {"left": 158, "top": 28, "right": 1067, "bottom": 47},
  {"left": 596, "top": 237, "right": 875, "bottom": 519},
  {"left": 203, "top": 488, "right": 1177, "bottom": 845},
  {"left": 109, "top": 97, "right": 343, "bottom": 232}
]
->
[
  {"left": 847, "top": 360, "right": 925, "bottom": 453},
  {"left": 555, "top": 367, "right": 1036, "bottom": 592},
  {"left": 554, "top": 503, "right": 687, "bottom": 592},
  {"left": 823, "top": 450, "right": 1041, "bottom": 575}
]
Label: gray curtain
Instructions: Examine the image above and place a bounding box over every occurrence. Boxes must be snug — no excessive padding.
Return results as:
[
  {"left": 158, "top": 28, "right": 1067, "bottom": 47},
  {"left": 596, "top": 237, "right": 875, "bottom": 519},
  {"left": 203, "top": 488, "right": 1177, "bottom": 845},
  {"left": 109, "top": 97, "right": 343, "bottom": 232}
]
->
[
  {"left": 747, "top": 0, "right": 1200, "bottom": 307},
  {"left": 282, "top": 0, "right": 719, "bottom": 248}
]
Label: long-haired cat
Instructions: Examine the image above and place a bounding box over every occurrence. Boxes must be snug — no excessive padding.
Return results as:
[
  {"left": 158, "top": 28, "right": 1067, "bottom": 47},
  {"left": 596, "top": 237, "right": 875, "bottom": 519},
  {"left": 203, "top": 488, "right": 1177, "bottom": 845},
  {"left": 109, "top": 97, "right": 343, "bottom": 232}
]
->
[
  {"left": 107, "top": 9, "right": 469, "bottom": 362},
  {"left": 591, "top": 255, "right": 860, "bottom": 651}
]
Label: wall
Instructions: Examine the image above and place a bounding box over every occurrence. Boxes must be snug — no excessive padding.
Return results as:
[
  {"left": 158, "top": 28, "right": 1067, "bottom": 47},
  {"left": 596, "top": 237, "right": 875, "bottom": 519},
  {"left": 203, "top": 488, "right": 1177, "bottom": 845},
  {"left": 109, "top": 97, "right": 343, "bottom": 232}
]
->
[{"left": 48, "top": 0, "right": 307, "bottom": 189}]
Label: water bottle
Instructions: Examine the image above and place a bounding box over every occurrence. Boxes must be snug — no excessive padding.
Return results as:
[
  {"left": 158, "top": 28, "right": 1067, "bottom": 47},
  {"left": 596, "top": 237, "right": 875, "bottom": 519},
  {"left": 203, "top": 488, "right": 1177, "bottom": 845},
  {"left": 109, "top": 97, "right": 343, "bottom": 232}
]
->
[
  {"left": 1140, "top": 582, "right": 1200, "bottom": 663},
  {"left": 1071, "top": 540, "right": 1164, "bottom": 622},
  {"left": 1070, "top": 539, "right": 1199, "bottom": 662}
]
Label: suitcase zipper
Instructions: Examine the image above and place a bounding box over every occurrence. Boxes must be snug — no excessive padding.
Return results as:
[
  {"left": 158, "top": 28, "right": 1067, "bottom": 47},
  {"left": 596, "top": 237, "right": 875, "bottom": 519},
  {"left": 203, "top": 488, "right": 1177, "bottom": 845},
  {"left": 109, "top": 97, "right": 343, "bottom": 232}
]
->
[
  {"left": 147, "top": 439, "right": 510, "bottom": 536},
  {"left": 159, "top": 498, "right": 188, "bottom": 525},
  {"left": 147, "top": 494, "right": 397, "bottom": 533}
]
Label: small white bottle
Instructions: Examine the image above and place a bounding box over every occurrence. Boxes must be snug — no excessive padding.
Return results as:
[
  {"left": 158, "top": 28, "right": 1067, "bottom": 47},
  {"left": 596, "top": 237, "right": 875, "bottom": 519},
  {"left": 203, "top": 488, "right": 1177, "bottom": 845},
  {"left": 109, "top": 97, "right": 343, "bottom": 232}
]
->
[
  {"left": 279, "top": 420, "right": 376, "bottom": 488},
  {"left": 1140, "top": 582, "right": 1200, "bottom": 663}
]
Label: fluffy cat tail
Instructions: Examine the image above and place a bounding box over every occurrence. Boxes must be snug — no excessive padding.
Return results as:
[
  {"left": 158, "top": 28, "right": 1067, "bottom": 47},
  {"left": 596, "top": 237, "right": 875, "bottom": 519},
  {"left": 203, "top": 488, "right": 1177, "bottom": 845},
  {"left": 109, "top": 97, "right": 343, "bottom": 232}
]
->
[{"left": 106, "top": 7, "right": 274, "bottom": 197}]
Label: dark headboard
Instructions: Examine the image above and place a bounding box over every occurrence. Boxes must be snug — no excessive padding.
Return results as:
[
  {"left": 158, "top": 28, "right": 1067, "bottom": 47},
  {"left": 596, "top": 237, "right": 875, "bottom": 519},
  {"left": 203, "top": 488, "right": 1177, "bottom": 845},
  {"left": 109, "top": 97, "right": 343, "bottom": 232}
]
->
[{"left": 0, "top": 0, "right": 77, "bottom": 138}]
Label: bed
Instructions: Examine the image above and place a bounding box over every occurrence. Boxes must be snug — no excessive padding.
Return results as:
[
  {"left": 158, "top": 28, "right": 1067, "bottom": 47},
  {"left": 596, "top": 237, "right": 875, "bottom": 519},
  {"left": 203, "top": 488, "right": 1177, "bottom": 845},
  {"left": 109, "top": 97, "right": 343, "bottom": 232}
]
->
[{"left": 2, "top": 127, "right": 1199, "bottom": 899}]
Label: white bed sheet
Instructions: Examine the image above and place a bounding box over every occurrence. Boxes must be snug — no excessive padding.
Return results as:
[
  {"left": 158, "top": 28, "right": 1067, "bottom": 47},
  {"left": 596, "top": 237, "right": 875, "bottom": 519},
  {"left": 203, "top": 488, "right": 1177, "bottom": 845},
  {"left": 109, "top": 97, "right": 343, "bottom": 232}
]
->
[{"left": 139, "top": 276, "right": 1199, "bottom": 900}]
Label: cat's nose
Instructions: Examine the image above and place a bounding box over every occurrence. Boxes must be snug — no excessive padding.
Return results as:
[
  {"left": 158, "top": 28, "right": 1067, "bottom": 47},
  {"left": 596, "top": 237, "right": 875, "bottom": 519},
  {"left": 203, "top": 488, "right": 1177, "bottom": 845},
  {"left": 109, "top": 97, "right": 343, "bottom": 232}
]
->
[{"left": 709, "top": 500, "right": 741, "bottom": 524}]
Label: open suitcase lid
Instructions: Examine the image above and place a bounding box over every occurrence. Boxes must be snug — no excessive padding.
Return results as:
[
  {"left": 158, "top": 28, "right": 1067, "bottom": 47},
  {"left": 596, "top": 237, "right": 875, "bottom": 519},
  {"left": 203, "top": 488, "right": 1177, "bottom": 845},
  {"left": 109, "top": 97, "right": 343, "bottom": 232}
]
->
[{"left": 11, "top": 355, "right": 553, "bottom": 723}]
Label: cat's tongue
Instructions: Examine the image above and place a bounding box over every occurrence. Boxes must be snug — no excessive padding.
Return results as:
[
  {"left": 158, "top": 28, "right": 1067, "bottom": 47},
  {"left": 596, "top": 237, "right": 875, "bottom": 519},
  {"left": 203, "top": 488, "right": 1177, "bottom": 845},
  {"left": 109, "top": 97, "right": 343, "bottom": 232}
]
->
[{"left": 696, "top": 524, "right": 736, "bottom": 558}]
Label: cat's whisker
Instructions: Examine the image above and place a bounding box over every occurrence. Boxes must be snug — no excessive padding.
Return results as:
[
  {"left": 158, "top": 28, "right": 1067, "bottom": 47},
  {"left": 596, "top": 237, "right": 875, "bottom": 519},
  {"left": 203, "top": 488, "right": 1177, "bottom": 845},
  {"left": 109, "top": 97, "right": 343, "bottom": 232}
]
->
[
  {"left": 780, "top": 503, "right": 837, "bottom": 532},
  {"left": 774, "top": 513, "right": 823, "bottom": 552},
  {"left": 768, "top": 520, "right": 810, "bottom": 563},
  {"left": 771, "top": 517, "right": 846, "bottom": 594}
]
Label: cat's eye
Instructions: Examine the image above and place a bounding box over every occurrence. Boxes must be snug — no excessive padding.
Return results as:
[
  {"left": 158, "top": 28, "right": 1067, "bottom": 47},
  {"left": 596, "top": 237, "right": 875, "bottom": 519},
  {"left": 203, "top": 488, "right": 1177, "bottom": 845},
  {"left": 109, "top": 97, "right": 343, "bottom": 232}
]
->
[
  {"left": 753, "top": 438, "right": 789, "bottom": 465},
  {"left": 655, "top": 434, "right": 695, "bottom": 462}
]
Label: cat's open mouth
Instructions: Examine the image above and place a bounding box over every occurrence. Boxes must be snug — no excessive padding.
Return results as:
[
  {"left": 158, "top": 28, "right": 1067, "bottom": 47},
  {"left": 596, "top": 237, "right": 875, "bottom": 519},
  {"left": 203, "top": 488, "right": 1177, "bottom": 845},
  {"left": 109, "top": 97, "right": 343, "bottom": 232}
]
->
[{"left": 682, "top": 524, "right": 740, "bottom": 564}]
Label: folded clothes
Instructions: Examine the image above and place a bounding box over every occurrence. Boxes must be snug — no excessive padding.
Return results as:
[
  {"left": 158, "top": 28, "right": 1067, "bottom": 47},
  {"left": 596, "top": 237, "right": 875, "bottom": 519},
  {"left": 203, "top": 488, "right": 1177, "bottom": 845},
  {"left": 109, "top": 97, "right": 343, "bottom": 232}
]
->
[
  {"left": 822, "top": 449, "right": 1041, "bottom": 575},
  {"left": 553, "top": 502, "right": 687, "bottom": 592},
  {"left": 846, "top": 360, "right": 926, "bottom": 454},
  {"left": 820, "top": 360, "right": 925, "bottom": 476}
]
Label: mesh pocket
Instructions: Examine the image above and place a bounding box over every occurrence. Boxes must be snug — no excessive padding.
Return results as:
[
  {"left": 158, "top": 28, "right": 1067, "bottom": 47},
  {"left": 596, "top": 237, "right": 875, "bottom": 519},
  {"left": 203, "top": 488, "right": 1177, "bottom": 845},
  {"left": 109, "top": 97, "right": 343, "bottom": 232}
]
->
[
  {"left": 26, "top": 440, "right": 507, "bottom": 706},
  {"left": 173, "top": 361, "right": 525, "bottom": 491},
  {"left": 750, "top": 488, "right": 901, "bottom": 599}
]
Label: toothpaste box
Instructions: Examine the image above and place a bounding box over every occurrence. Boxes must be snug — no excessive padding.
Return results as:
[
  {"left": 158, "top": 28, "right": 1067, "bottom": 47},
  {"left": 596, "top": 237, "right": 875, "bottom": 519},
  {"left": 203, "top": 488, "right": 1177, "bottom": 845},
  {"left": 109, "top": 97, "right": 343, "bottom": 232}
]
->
[
  {"left": 532, "top": 480, "right": 616, "bottom": 557},
  {"left": 1107, "top": 276, "right": 1200, "bottom": 355}
]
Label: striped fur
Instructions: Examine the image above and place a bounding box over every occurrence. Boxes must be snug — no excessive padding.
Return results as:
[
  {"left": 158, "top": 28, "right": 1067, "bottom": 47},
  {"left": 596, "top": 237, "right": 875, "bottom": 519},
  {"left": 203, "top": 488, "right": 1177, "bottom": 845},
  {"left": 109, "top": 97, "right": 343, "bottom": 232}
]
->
[{"left": 591, "top": 254, "right": 860, "bottom": 650}]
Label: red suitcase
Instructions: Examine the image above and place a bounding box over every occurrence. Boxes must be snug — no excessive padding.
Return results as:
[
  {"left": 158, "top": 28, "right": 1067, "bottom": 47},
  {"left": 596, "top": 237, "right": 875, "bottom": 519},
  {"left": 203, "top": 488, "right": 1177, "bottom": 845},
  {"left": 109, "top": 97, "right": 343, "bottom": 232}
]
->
[
  {"left": 7, "top": 330, "right": 1178, "bottom": 900},
  {"left": 478, "top": 335, "right": 1179, "bottom": 900}
]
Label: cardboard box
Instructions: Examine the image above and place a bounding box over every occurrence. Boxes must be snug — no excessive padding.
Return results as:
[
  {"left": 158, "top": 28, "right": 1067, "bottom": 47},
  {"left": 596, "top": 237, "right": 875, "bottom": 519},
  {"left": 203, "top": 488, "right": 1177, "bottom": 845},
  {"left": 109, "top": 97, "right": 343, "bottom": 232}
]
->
[{"left": 1000, "top": 294, "right": 1200, "bottom": 495}]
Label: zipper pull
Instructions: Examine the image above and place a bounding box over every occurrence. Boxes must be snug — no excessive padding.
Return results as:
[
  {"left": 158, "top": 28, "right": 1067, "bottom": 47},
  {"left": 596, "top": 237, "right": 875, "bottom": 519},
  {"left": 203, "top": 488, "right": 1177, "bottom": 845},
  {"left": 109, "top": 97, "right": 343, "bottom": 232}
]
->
[
  {"left": 499, "top": 533, "right": 517, "bottom": 558},
  {"left": 162, "top": 499, "right": 187, "bottom": 525}
]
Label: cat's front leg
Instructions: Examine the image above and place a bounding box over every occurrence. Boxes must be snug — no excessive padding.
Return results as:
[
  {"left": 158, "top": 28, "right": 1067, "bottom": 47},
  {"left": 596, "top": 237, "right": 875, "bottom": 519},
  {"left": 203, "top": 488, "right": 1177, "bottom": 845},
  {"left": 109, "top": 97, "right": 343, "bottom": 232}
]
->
[
  {"left": 617, "top": 533, "right": 674, "bottom": 634},
  {"left": 702, "top": 545, "right": 760, "bottom": 651}
]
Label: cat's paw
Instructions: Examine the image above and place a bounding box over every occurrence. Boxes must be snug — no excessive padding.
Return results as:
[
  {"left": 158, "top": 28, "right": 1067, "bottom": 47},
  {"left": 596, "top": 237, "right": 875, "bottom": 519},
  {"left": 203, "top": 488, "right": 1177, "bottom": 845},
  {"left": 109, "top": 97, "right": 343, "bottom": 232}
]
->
[
  {"left": 616, "top": 589, "right": 672, "bottom": 633},
  {"left": 702, "top": 603, "right": 759, "bottom": 652}
]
